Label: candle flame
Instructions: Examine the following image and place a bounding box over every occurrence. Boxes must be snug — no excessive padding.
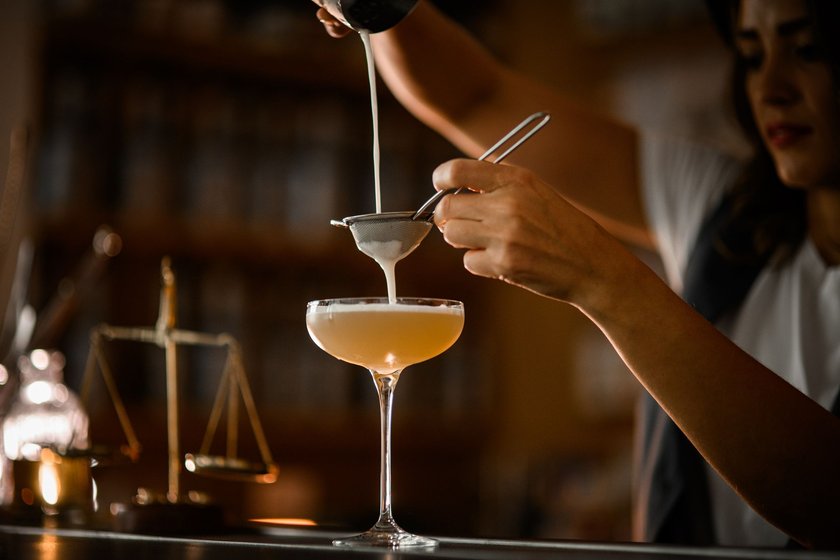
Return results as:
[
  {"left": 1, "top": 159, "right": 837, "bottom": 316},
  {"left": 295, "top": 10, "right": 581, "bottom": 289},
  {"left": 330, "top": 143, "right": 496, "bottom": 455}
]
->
[{"left": 39, "top": 461, "right": 61, "bottom": 506}]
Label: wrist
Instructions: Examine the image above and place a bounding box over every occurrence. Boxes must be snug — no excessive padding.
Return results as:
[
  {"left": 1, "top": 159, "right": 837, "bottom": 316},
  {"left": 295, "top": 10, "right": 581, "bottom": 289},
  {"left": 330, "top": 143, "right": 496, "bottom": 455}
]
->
[{"left": 575, "top": 245, "right": 662, "bottom": 328}]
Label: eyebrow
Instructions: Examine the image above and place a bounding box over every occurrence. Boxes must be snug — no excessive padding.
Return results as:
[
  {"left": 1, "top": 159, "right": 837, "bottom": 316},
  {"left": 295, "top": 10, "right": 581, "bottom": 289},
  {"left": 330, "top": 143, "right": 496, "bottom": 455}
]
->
[{"left": 736, "top": 17, "right": 812, "bottom": 41}]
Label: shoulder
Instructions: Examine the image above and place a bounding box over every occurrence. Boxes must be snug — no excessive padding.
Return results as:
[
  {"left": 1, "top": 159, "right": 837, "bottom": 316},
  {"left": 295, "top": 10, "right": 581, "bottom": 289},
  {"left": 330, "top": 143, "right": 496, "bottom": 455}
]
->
[{"left": 637, "top": 130, "right": 746, "bottom": 289}]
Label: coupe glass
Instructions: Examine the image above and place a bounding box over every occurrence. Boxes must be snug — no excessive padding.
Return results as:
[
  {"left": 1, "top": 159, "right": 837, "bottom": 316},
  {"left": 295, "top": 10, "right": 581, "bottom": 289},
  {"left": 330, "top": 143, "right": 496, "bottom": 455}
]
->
[{"left": 306, "top": 297, "right": 464, "bottom": 548}]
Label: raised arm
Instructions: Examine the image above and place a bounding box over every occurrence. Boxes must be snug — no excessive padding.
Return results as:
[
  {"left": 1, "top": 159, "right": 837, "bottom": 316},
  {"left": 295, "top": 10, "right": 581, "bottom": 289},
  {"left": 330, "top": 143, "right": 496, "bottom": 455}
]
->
[{"left": 367, "top": 1, "right": 652, "bottom": 248}]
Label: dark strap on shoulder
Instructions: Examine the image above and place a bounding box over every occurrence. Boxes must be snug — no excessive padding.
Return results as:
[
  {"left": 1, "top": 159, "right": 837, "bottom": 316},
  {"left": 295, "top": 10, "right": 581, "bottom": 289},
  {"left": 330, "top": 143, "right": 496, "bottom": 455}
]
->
[{"left": 681, "top": 195, "right": 765, "bottom": 323}]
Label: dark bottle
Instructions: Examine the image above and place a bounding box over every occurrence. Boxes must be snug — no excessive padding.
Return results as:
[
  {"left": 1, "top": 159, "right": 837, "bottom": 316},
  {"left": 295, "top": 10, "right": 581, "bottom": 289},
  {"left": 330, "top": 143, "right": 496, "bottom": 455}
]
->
[{"left": 318, "top": 0, "right": 419, "bottom": 33}]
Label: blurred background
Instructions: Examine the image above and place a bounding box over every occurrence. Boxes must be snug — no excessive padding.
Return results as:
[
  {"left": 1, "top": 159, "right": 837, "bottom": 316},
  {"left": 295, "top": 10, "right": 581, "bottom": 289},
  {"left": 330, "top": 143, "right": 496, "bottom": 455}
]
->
[{"left": 0, "top": 0, "right": 740, "bottom": 542}]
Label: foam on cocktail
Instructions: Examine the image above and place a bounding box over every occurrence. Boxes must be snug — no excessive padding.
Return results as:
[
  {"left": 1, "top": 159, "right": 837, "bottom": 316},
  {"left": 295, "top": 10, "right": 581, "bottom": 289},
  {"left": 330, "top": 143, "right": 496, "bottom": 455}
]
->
[{"left": 314, "top": 302, "right": 461, "bottom": 314}]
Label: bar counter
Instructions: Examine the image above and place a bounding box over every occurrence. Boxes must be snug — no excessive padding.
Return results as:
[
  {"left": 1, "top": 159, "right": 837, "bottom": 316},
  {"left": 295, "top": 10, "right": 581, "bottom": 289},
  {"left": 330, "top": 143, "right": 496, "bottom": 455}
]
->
[{"left": 2, "top": 523, "right": 837, "bottom": 560}]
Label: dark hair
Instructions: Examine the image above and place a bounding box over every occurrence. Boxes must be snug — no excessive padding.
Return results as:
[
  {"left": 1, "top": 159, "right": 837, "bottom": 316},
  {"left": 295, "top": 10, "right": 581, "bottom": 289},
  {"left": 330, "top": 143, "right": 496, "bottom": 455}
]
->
[{"left": 706, "top": 0, "right": 840, "bottom": 264}]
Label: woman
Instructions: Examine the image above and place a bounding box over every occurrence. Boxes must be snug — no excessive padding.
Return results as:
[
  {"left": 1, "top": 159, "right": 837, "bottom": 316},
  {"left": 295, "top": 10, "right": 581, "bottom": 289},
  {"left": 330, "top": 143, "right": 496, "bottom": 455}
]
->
[{"left": 314, "top": 0, "right": 840, "bottom": 548}]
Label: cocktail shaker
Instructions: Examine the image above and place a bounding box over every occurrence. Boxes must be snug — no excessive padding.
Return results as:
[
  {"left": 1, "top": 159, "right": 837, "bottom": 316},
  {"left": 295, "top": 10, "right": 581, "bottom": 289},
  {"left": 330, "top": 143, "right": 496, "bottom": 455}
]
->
[{"left": 317, "top": 0, "right": 419, "bottom": 33}]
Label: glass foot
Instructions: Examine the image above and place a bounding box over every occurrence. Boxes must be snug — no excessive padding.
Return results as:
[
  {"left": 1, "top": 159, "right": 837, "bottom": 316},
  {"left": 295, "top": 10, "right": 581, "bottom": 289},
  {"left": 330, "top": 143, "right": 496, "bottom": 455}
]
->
[{"left": 333, "top": 521, "right": 437, "bottom": 549}]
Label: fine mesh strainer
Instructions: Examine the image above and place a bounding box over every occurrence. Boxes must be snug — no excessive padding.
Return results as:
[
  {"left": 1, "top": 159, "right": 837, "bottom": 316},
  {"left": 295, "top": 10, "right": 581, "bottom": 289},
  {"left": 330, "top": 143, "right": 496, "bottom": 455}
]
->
[
  {"left": 332, "top": 111, "right": 551, "bottom": 263},
  {"left": 331, "top": 210, "right": 434, "bottom": 262}
]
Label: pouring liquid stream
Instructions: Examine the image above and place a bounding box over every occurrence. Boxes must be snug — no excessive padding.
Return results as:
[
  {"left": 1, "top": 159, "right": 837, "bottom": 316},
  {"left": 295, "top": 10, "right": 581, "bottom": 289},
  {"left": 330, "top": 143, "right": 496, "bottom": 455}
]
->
[
  {"left": 361, "top": 31, "right": 383, "bottom": 215},
  {"left": 360, "top": 31, "right": 398, "bottom": 302}
]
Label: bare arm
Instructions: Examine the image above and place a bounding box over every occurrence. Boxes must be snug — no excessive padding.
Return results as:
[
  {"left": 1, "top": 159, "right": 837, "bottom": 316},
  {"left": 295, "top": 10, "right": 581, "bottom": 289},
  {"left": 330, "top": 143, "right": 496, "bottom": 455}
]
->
[
  {"left": 370, "top": 1, "right": 652, "bottom": 248},
  {"left": 589, "top": 241, "right": 840, "bottom": 549}
]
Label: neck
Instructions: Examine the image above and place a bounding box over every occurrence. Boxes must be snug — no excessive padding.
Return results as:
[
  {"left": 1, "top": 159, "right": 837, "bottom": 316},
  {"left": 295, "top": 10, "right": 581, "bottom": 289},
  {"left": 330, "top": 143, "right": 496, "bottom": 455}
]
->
[{"left": 808, "top": 189, "right": 840, "bottom": 266}]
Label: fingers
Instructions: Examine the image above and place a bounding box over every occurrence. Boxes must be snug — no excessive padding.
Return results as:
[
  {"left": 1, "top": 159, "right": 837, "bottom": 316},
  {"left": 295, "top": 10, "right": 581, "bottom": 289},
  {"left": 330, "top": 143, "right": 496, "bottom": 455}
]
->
[
  {"left": 438, "top": 214, "right": 489, "bottom": 248},
  {"left": 432, "top": 158, "right": 538, "bottom": 226},
  {"left": 434, "top": 189, "right": 486, "bottom": 225},
  {"left": 430, "top": 159, "right": 562, "bottom": 290},
  {"left": 462, "top": 249, "right": 505, "bottom": 281},
  {"left": 432, "top": 158, "right": 521, "bottom": 194},
  {"left": 316, "top": 7, "right": 353, "bottom": 38}
]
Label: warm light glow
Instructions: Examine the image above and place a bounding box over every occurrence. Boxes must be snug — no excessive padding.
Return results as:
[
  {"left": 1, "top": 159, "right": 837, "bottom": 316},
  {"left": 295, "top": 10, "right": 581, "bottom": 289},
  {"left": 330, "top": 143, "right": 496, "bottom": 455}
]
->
[
  {"left": 92, "top": 479, "right": 99, "bottom": 512},
  {"left": 30, "top": 349, "right": 51, "bottom": 370},
  {"left": 4, "top": 415, "right": 80, "bottom": 460},
  {"left": 24, "top": 380, "right": 53, "bottom": 405},
  {"left": 20, "top": 442, "right": 42, "bottom": 461},
  {"left": 250, "top": 518, "right": 317, "bottom": 527},
  {"left": 20, "top": 487, "right": 35, "bottom": 505},
  {"left": 37, "top": 533, "right": 60, "bottom": 560},
  {"left": 39, "top": 461, "right": 61, "bottom": 506}
]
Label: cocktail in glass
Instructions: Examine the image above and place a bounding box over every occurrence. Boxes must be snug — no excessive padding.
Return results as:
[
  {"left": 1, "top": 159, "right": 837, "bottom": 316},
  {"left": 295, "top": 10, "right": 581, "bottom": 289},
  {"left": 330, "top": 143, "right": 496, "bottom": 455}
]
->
[{"left": 306, "top": 297, "right": 464, "bottom": 548}]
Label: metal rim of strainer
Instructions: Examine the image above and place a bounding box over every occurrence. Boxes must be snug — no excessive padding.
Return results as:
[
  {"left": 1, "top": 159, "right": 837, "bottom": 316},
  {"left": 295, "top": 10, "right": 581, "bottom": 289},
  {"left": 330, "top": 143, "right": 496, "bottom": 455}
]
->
[{"left": 330, "top": 210, "right": 434, "bottom": 228}]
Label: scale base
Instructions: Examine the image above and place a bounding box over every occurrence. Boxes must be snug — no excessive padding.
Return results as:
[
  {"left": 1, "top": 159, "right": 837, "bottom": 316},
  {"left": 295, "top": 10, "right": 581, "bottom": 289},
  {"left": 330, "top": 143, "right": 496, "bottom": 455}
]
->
[{"left": 112, "top": 499, "right": 225, "bottom": 535}]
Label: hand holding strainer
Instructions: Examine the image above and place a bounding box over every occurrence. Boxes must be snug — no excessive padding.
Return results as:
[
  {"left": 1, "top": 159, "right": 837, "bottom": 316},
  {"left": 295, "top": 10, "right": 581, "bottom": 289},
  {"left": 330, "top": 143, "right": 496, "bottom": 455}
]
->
[{"left": 332, "top": 111, "right": 551, "bottom": 263}]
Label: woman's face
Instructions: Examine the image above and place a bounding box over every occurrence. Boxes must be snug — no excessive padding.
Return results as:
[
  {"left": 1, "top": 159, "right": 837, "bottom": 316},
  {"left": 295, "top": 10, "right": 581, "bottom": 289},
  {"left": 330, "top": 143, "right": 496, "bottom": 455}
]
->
[{"left": 737, "top": 0, "right": 840, "bottom": 188}]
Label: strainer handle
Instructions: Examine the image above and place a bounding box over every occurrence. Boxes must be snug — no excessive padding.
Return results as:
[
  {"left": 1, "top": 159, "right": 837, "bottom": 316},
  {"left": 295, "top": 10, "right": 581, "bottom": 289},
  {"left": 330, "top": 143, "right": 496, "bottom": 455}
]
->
[
  {"left": 412, "top": 111, "right": 551, "bottom": 219},
  {"left": 478, "top": 111, "right": 551, "bottom": 163}
]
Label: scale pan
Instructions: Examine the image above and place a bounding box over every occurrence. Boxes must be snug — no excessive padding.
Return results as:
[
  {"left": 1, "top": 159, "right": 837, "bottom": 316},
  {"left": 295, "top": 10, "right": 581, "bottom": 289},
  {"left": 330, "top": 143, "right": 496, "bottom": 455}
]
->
[{"left": 184, "top": 453, "right": 278, "bottom": 484}]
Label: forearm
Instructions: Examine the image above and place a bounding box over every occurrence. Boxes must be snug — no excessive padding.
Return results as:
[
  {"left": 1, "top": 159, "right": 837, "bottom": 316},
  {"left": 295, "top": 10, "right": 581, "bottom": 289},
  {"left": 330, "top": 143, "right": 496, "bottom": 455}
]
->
[{"left": 583, "top": 250, "right": 840, "bottom": 548}]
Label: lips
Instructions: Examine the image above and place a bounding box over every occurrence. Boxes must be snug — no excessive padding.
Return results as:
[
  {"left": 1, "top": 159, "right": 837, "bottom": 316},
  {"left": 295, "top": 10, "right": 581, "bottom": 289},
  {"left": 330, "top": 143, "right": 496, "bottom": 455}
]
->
[{"left": 765, "top": 122, "right": 813, "bottom": 148}]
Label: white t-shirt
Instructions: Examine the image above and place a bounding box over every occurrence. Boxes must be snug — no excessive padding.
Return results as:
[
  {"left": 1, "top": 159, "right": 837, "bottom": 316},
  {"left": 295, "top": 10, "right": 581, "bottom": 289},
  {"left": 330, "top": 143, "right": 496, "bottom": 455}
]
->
[{"left": 640, "top": 131, "right": 840, "bottom": 547}]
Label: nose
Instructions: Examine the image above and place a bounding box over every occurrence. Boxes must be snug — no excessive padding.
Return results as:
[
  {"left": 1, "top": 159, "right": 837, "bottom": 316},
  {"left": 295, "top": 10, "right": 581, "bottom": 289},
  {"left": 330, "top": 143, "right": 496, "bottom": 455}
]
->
[{"left": 754, "top": 51, "right": 799, "bottom": 106}]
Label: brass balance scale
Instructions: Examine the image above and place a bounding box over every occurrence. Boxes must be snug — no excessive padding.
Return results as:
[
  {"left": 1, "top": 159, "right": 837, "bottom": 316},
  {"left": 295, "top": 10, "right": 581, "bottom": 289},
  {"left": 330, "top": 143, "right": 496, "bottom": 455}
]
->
[{"left": 79, "top": 257, "right": 277, "bottom": 532}]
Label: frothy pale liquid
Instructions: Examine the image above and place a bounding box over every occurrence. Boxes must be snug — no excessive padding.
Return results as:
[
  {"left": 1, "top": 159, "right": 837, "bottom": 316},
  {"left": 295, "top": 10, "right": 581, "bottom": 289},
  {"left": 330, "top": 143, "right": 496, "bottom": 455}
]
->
[
  {"left": 306, "top": 303, "right": 464, "bottom": 374},
  {"left": 357, "top": 240, "right": 401, "bottom": 302},
  {"left": 359, "top": 31, "right": 402, "bottom": 301}
]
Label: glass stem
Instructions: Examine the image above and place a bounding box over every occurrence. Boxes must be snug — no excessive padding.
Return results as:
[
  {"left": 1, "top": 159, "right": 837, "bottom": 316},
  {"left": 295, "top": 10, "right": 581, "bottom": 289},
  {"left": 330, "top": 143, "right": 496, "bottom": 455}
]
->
[{"left": 372, "top": 370, "right": 401, "bottom": 528}]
